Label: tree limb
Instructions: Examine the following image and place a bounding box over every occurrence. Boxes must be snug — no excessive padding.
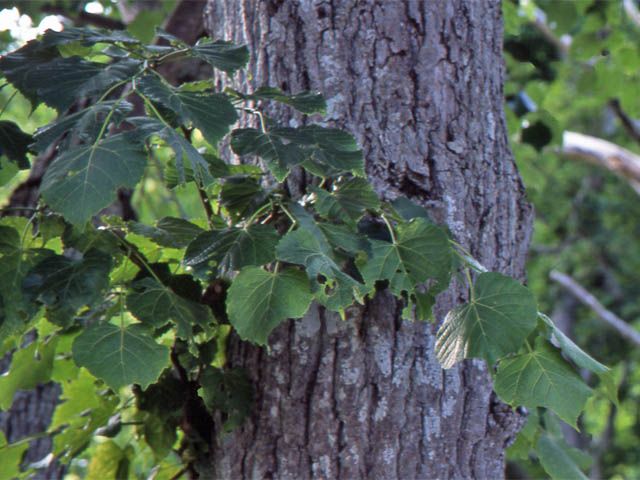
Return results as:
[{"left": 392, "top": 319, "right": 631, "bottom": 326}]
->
[
  {"left": 550, "top": 270, "right": 640, "bottom": 347},
  {"left": 562, "top": 130, "right": 640, "bottom": 194}
]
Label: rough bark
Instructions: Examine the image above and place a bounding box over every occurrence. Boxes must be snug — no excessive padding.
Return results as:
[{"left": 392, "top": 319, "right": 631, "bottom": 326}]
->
[{"left": 203, "top": 1, "right": 532, "bottom": 479}]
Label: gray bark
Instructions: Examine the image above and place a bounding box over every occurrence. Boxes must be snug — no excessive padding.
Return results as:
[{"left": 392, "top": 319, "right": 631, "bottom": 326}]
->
[{"left": 203, "top": 1, "right": 532, "bottom": 479}]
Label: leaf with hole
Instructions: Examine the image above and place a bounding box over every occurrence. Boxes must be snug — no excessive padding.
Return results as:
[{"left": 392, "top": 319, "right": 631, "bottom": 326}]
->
[{"left": 226, "top": 267, "right": 312, "bottom": 345}]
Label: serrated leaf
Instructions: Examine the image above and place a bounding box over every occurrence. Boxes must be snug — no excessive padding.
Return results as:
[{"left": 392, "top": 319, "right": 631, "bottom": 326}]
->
[
  {"left": 184, "top": 224, "right": 278, "bottom": 271},
  {"left": 0, "top": 121, "right": 32, "bottom": 168},
  {"left": 22, "top": 249, "right": 112, "bottom": 326},
  {"left": 190, "top": 40, "right": 249, "bottom": 73},
  {"left": 50, "top": 368, "right": 118, "bottom": 460},
  {"left": 494, "top": 339, "right": 592, "bottom": 428},
  {"left": 72, "top": 323, "right": 170, "bottom": 390},
  {"left": 536, "top": 434, "right": 590, "bottom": 480},
  {"left": 40, "top": 132, "right": 147, "bottom": 225},
  {"left": 137, "top": 75, "right": 237, "bottom": 145},
  {"left": 0, "top": 337, "right": 58, "bottom": 410},
  {"left": 312, "top": 178, "right": 380, "bottom": 225},
  {"left": 539, "top": 312, "right": 617, "bottom": 405},
  {"left": 435, "top": 272, "right": 537, "bottom": 368},
  {"left": 250, "top": 87, "right": 326, "bottom": 114},
  {"left": 358, "top": 218, "right": 452, "bottom": 296},
  {"left": 276, "top": 228, "right": 363, "bottom": 311},
  {"left": 226, "top": 267, "right": 312, "bottom": 345},
  {"left": 231, "top": 128, "right": 307, "bottom": 181},
  {"left": 32, "top": 101, "right": 133, "bottom": 153},
  {"left": 129, "top": 217, "right": 204, "bottom": 249},
  {"left": 126, "top": 278, "right": 213, "bottom": 339}
]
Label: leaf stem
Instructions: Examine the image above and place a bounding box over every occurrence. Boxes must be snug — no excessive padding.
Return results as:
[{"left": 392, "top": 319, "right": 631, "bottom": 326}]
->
[
  {"left": 0, "top": 89, "right": 18, "bottom": 117},
  {"left": 196, "top": 180, "right": 215, "bottom": 228},
  {"left": 109, "top": 230, "right": 165, "bottom": 286},
  {"left": 246, "top": 200, "right": 273, "bottom": 226},
  {"left": 380, "top": 213, "right": 397, "bottom": 244},
  {"left": 464, "top": 268, "right": 475, "bottom": 302}
]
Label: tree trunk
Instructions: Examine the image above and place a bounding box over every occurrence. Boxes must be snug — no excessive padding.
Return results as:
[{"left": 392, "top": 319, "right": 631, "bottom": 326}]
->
[{"left": 202, "top": 1, "right": 532, "bottom": 478}]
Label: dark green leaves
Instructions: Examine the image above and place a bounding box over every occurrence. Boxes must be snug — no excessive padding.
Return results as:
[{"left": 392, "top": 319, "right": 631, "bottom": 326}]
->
[
  {"left": 184, "top": 225, "right": 279, "bottom": 271},
  {"left": 494, "top": 339, "right": 592, "bottom": 428},
  {"left": 226, "top": 267, "right": 312, "bottom": 345},
  {"left": 72, "top": 323, "right": 170, "bottom": 390},
  {"left": 190, "top": 40, "right": 249, "bottom": 73},
  {"left": 40, "top": 132, "right": 147, "bottom": 225},
  {"left": 249, "top": 87, "right": 326, "bottom": 115},
  {"left": 0, "top": 121, "right": 32, "bottom": 168},
  {"left": 312, "top": 177, "right": 379, "bottom": 225},
  {"left": 435, "top": 272, "right": 537, "bottom": 367},
  {"left": 126, "top": 278, "right": 213, "bottom": 338},
  {"left": 129, "top": 217, "right": 204, "bottom": 249},
  {"left": 137, "top": 75, "right": 237, "bottom": 145}
]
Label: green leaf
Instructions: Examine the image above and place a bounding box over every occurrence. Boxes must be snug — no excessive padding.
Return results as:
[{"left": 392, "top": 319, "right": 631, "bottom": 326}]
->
[
  {"left": 142, "top": 414, "right": 177, "bottom": 460},
  {"left": 32, "top": 101, "right": 133, "bottom": 153},
  {"left": 0, "top": 337, "right": 58, "bottom": 410},
  {"left": 220, "top": 176, "right": 268, "bottom": 221},
  {"left": 226, "top": 267, "right": 312, "bottom": 345},
  {"left": 72, "top": 323, "right": 170, "bottom": 390},
  {"left": 50, "top": 368, "right": 118, "bottom": 460},
  {"left": 22, "top": 249, "right": 112, "bottom": 327},
  {"left": 184, "top": 225, "right": 279, "bottom": 271},
  {"left": 358, "top": 218, "right": 452, "bottom": 296},
  {"left": 249, "top": 86, "right": 326, "bottom": 114},
  {"left": 389, "top": 196, "right": 432, "bottom": 222},
  {"left": 40, "top": 132, "right": 148, "bottom": 225},
  {"left": 312, "top": 178, "right": 380, "bottom": 225},
  {"left": 539, "top": 313, "right": 617, "bottom": 405},
  {"left": 40, "top": 27, "right": 140, "bottom": 47},
  {"left": 276, "top": 228, "right": 363, "bottom": 311},
  {"left": 126, "top": 278, "right": 213, "bottom": 339},
  {"left": 0, "top": 121, "right": 32, "bottom": 169},
  {"left": 0, "top": 157, "right": 19, "bottom": 186},
  {"left": 86, "top": 440, "right": 129, "bottom": 480},
  {"left": 230, "top": 128, "right": 307, "bottom": 181},
  {"left": 137, "top": 75, "right": 237, "bottom": 145},
  {"left": 317, "top": 222, "right": 371, "bottom": 255},
  {"left": 198, "top": 367, "right": 252, "bottom": 432},
  {"left": 129, "top": 217, "right": 204, "bottom": 249},
  {"left": 0, "top": 432, "right": 29, "bottom": 480},
  {"left": 435, "top": 272, "right": 537, "bottom": 368},
  {"left": 536, "top": 434, "right": 590, "bottom": 480},
  {"left": 190, "top": 39, "right": 249, "bottom": 73},
  {"left": 494, "top": 339, "right": 592, "bottom": 428}
]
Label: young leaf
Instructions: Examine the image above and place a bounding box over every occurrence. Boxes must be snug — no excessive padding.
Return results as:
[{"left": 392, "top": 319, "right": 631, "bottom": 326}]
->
[
  {"left": 276, "top": 228, "right": 363, "bottom": 311},
  {"left": 184, "top": 225, "right": 279, "bottom": 271},
  {"left": 311, "top": 177, "right": 380, "bottom": 225},
  {"left": 435, "top": 272, "right": 537, "bottom": 368},
  {"left": 226, "top": 267, "right": 312, "bottom": 345},
  {"left": 0, "top": 121, "right": 32, "bottom": 168},
  {"left": 190, "top": 39, "right": 249, "bottom": 73},
  {"left": 129, "top": 217, "right": 204, "bottom": 249},
  {"left": 40, "top": 132, "right": 148, "bottom": 225},
  {"left": 494, "top": 338, "right": 592, "bottom": 428},
  {"left": 230, "top": 128, "right": 307, "bottom": 181},
  {"left": 72, "top": 322, "right": 170, "bottom": 390},
  {"left": 358, "top": 218, "right": 452, "bottom": 296},
  {"left": 126, "top": 277, "right": 213, "bottom": 338},
  {"left": 137, "top": 75, "right": 237, "bottom": 146}
]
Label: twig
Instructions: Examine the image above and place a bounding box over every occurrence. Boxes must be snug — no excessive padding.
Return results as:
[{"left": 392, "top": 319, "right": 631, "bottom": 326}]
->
[
  {"left": 550, "top": 270, "right": 640, "bottom": 347},
  {"left": 562, "top": 131, "right": 640, "bottom": 195},
  {"left": 608, "top": 98, "right": 640, "bottom": 146}
]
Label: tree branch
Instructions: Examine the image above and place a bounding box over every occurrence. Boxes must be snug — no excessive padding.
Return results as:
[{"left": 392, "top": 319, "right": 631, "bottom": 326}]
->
[
  {"left": 550, "top": 270, "right": 640, "bottom": 347},
  {"left": 562, "top": 130, "right": 640, "bottom": 194},
  {"left": 623, "top": 0, "right": 640, "bottom": 29}
]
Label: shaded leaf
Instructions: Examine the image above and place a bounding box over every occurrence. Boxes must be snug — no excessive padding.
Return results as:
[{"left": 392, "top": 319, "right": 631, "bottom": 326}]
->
[
  {"left": 311, "top": 178, "right": 380, "bottom": 225},
  {"left": 137, "top": 75, "right": 237, "bottom": 145},
  {"left": 494, "top": 338, "right": 592, "bottom": 428},
  {"left": 0, "top": 121, "right": 32, "bottom": 168},
  {"left": 40, "top": 27, "right": 140, "bottom": 47},
  {"left": 246, "top": 86, "right": 326, "bottom": 114},
  {"left": 536, "top": 434, "right": 590, "bottom": 480},
  {"left": 129, "top": 217, "right": 204, "bottom": 249},
  {"left": 40, "top": 132, "right": 148, "bottom": 225},
  {"left": 220, "top": 176, "right": 268, "bottom": 221},
  {"left": 436, "top": 272, "right": 537, "bottom": 368},
  {"left": 190, "top": 40, "right": 249, "bottom": 73},
  {"left": 198, "top": 367, "right": 252, "bottom": 432},
  {"left": 226, "top": 267, "right": 312, "bottom": 344},
  {"left": 72, "top": 322, "right": 170, "bottom": 390},
  {"left": 126, "top": 277, "right": 213, "bottom": 339},
  {"left": 184, "top": 225, "right": 279, "bottom": 271}
]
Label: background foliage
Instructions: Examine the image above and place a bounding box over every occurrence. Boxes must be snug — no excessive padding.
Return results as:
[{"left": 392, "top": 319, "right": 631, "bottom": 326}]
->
[{"left": 0, "top": 1, "right": 637, "bottom": 479}]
